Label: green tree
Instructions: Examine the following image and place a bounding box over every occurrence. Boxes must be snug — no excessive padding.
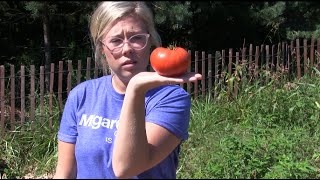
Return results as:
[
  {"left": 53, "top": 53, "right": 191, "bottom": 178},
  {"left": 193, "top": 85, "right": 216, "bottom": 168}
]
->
[
  {"left": 24, "top": 1, "right": 54, "bottom": 87},
  {"left": 150, "top": 1, "right": 194, "bottom": 48},
  {"left": 250, "top": 1, "right": 320, "bottom": 42}
]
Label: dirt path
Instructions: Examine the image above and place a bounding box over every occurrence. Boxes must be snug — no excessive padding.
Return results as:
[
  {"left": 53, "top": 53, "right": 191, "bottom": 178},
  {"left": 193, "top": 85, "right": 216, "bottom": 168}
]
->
[{"left": 23, "top": 173, "right": 54, "bottom": 179}]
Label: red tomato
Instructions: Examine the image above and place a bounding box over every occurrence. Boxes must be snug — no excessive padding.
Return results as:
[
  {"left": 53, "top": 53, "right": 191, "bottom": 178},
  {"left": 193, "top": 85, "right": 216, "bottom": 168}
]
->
[{"left": 150, "top": 47, "right": 191, "bottom": 77}]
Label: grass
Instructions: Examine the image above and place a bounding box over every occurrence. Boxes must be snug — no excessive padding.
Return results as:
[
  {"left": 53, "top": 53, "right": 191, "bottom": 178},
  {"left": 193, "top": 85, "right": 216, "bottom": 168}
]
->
[
  {"left": 0, "top": 69, "right": 320, "bottom": 179},
  {"left": 177, "top": 73, "right": 320, "bottom": 179},
  {"left": 0, "top": 101, "right": 60, "bottom": 179}
]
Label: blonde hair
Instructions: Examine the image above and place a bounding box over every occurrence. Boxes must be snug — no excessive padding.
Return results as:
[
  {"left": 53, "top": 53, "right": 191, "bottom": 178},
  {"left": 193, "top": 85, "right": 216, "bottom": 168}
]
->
[{"left": 89, "top": 1, "right": 161, "bottom": 72}]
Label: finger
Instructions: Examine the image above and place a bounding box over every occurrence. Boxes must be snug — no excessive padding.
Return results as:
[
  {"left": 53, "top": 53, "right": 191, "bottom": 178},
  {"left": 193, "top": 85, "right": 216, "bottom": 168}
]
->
[
  {"left": 178, "top": 73, "right": 202, "bottom": 82},
  {"left": 163, "top": 73, "right": 202, "bottom": 84}
]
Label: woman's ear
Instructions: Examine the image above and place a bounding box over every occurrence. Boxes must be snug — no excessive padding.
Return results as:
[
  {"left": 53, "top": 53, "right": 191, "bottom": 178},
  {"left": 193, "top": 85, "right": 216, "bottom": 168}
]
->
[
  {"left": 100, "top": 46, "right": 106, "bottom": 59},
  {"left": 102, "top": 53, "right": 106, "bottom": 59}
]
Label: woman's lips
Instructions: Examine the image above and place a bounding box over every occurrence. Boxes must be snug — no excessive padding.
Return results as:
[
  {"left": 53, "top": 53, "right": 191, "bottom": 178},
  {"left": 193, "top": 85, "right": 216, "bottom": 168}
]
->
[{"left": 122, "top": 61, "right": 137, "bottom": 70}]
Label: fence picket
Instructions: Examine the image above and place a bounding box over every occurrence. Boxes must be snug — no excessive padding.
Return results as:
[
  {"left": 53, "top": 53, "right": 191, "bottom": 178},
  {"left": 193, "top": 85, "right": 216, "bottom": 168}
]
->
[
  {"left": 86, "top": 57, "right": 91, "bottom": 80},
  {"left": 266, "top": 45, "right": 270, "bottom": 83},
  {"left": 0, "top": 66, "right": 4, "bottom": 135},
  {"left": 21, "top": 66, "right": 25, "bottom": 126},
  {"left": 228, "top": 48, "right": 233, "bottom": 97},
  {"left": 187, "top": 50, "right": 191, "bottom": 94},
  {"left": 317, "top": 38, "right": 320, "bottom": 70},
  {"left": 67, "top": 61, "right": 72, "bottom": 95},
  {"left": 208, "top": 53, "right": 212, "bottom": 96},
  {"left": 30, "top": 65, "right": 35, "bottom": 126},
  {"left": 234, "top": 52, "right": 239, "bottom": 97},
  {"left": 254, "top": 46, "right": 259, "bottom": 79},
  {"left": 194, "top": 51, "right": 199, "bottom": 99},
  {"left": 10, "top": 65, "right": 15, "bottom": 131},
  {"left": 214, "top": 51, "right": 219, "bottom": 100},
  {"left": 286, "top": 43, "right": 290, "bottom": 80},
  {"left": 296, "top": 39, "right": 301, "bottom": 79},
  {"left": 77, "top": 60, "right": 81, "bottom": 84},
  {"left": 201, "top": 51, "right": 206, "bottom": 97},
  {"left": 310, "top": 37, "right": 315, "bottom": 77},
  {"left": 40, "top": 66, "right": 44, "bottom": 124},
  {"left": 58, "top": 61, "right": 63, "bottom": 113},
  {"left": 271, "top": 45, "right": 275, "bottom": 72},
  {"left": 304, "top": 39, "right": 308, "bottom": 75},
  {"left": 49, "top": 63, "right": 54, "bottom": 130}
]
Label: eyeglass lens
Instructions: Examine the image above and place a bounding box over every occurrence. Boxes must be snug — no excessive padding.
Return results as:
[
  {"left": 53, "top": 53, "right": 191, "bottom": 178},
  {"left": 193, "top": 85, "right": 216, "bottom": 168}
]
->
[{"left": 105, "top": 34, "right": 149, "bottom": 53}]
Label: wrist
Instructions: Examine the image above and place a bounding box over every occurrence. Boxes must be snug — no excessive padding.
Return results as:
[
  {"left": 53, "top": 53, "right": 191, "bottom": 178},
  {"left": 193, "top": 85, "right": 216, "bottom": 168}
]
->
[{"left": 127, "top": 79, "right": 148, "bottom": 96}]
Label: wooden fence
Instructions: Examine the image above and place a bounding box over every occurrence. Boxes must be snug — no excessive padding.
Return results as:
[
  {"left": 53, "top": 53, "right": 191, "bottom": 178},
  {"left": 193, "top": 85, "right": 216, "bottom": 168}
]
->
[{"left": 0, "top": 38, "right": 320, "bottom": 135}]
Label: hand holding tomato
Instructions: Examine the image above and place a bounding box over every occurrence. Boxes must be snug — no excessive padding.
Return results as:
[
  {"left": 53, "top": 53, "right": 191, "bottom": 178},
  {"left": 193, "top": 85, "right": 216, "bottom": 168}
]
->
[{"left": 150, "top": 47, "right": 191, "bottom": 77}]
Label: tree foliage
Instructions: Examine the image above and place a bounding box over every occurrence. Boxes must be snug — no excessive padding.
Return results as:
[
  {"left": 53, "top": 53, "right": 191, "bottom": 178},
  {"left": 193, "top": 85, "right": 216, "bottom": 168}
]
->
[
  {"left": 250, "top": 1, "right": 320, "bottom": 42},
  {"left": 0, "top": 1, "right": 319, "bottom": 67}
]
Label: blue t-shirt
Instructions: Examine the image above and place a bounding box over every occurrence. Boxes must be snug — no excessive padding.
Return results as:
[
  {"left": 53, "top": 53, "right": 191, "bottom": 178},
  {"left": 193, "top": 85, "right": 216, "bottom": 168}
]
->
[{"left": 57, "top": 75, "right": 191, "bottom": 179}]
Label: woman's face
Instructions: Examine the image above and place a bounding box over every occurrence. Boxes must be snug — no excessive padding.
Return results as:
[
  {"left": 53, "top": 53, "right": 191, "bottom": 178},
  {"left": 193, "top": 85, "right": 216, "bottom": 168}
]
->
[{"left": 101, "top": 15, "right": 151, "bottom": 82}]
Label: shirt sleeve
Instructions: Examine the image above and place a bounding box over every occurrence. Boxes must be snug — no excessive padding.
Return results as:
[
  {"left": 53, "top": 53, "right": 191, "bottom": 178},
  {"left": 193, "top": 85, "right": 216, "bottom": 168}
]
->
[
  {"left": 57, "top": 86, "right": 80, "bottom": 144},
  {"left": 145, "top": 86, "right": 191, "bottom": 141}
]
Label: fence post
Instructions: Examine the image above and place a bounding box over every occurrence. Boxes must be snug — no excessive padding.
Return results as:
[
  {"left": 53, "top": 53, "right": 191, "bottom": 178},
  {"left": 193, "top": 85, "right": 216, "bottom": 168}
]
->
[
  {"left": 10, "top": 65, "right": 15, "bottom": 131},
  {"left": 94, "top": 59, "right": 98, "bottom": 79},
  {"left": 49, "top": 63, "right": 55, "bottom": 130},
  {"left": 220, "top": 50, "right": 226, "bottom": 93},
  {"left": 228, "top": 48, "right": 233, "bottom": 97},
  {"left": 58, "top": 61, "right": 63, "bottom": 114},
  {"left": 234, "top": 52, "right": 239, "bottom": 97},
  {"left": 260, "top": 44, "right": 265, "bottom": 70},
  {"left": 317, "top": 38, "right": 320, "bottom": 71},
  {"left": 265, "top": 45, "right": 270, "bottom": 83},
  {"left": 271, "top": 45, "right": 275, "bottom": 73},
  {"left": 310, "top": 37, "right": 315, "bottom": 77},
  {"left": 303, "top": 39, "right": 308, "bottom": 76},
  {"left": 40, "top": 66, "right": 44, "bottom": 125},
  {"left": 254, "top": 46, "right": 259, "bottom": 79},
  {"left": 201, "top": 51, "right": 206, "bottom": 97},
  {"left": 20, "top": 66, "right": 25, "bottom": 127},
  {"left": 249, "top": 44, "right": 253, "bottom": 82},
  {"left": 86, "top": 57, "right": 91, "bottom": 80},
  {"left": 187, "top": 50, "right": 191, "bottom": 94},
  {"left": 194, "top": 51, "right": 199, "bottom": 99},
  {"left": 207, "top": 53, "right": 212, "bottom": 97},
  {"left": 296, "top": 39, "right": 301, "bottom": 80},
  {"left": 67, "top": 61, "right": 72, "bottom": 95},
  {"left": 77, "top": 60, "right": 82, "bottom": 84},
  {"left": 0, "top": 66, "right": 5, "bottom": 136},
  {"left": 214, "top": 51, "right": 219, "bottom": 100},
  {"left": 30, "top": 65, "right": 35, "bottom": 127},
  {"left": 276, "top": 43, "right": 281, "bottom": 72}
]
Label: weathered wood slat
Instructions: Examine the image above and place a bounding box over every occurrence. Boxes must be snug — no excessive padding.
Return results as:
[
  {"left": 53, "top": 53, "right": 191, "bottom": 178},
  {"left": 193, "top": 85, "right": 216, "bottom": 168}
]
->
[
  {"left": 10, "top": 65, "right": 15, "bottom": 131},
  {"left": 30, "top": 65, "right": 35, "bottom": 127},
  {"left": 194, "top": 51, "right": 199, "bottom": 99},
  {"left": 40, "top": 66, "right": 44, "bottom": 124},
  {"left": 21, "top": 66, "right": 25, "bottom": 125},
  {"left": 0, "top": 66, "right": 5, "bottom": 135},
  {"left": 201, "top": 51, "right": 206, "bottom": 97}
]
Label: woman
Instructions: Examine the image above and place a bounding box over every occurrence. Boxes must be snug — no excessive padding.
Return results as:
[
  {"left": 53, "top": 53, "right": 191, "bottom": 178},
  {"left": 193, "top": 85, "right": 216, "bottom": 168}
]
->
[{"left": 53, "top": 1, "right": 202, "bottom": 179}]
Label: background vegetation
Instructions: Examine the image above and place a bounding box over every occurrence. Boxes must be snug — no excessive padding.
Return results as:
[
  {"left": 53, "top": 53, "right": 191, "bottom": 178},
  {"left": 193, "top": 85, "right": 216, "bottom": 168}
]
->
[
  {"left": 177, "top": 70, "right": 320, "bottom": 179},
  {"left": 1, "top": 1, "right": 320, "bottom": 67}
]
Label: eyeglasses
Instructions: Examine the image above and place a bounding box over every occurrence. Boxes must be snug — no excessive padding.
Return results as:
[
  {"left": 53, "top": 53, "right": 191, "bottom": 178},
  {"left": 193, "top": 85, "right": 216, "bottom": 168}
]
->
[{"left": 101, "top": 33, "right": 150, "bottom": 54}]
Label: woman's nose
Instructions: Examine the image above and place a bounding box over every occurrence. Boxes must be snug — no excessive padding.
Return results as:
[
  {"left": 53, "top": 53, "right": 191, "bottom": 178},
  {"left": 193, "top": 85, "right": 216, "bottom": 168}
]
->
[{"left": 121, "top": 41, "right": 133, "bottom": 54}]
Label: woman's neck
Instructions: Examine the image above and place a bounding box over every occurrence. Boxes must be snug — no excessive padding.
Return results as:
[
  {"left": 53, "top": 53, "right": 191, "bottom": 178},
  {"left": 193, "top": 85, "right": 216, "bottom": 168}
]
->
[{"left": 112, "top": 75, "right": 128, "bottom": 94}]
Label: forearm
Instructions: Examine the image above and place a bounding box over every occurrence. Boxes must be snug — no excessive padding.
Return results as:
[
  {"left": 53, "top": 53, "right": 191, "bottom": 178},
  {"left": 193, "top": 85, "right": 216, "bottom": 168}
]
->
[
  {"left": 112, "top": 84, "right": 150, "bottom": 178},
  {"left": 53, "top": 141, "right": 77, "bottom": 179},
  {"left": 53, "top": 166, "right": 76, "bottom": 179}
]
